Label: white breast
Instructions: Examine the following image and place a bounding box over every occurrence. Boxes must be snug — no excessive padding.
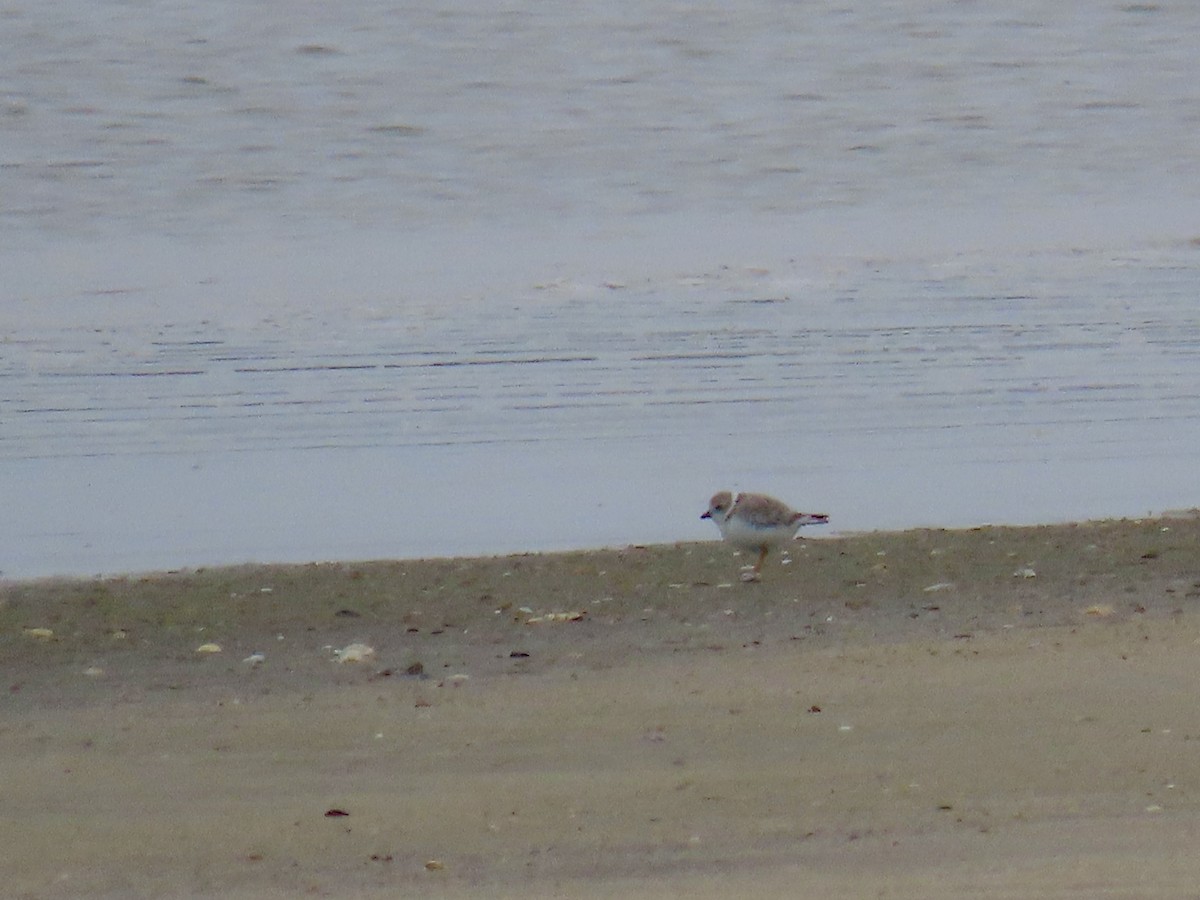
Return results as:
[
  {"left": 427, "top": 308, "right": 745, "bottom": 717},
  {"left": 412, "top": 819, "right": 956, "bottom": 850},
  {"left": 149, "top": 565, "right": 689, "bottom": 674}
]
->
[{"left": 718, "top": 514, "right": 797, "bottom": 550}]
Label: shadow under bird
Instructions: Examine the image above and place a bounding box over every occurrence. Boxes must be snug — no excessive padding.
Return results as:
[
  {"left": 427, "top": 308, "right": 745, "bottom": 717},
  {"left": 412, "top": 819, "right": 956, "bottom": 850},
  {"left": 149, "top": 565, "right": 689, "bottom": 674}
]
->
[{"left": 702, "top": 491, "right": 829, "bottom": 582}]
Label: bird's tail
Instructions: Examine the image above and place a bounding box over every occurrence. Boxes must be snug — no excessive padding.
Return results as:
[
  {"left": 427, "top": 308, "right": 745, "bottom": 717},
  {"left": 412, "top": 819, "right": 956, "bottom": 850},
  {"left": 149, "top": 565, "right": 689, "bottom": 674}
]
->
[{"left": 791, "top": 512, "right": 829, "bottom": 527}]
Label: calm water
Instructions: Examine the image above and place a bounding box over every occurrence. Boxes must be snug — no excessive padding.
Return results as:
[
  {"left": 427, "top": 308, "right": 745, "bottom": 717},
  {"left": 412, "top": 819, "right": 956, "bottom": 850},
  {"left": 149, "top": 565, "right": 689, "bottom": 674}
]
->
[{"left": 3, "top": 1, "right": 1200, "bottom": 577}]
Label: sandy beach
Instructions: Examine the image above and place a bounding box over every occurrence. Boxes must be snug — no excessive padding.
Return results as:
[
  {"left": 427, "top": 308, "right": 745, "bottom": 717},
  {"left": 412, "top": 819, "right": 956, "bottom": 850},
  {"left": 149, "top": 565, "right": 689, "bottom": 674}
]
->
[{"left": 5, "top": 515, "right": 1200, "bottom": 898}]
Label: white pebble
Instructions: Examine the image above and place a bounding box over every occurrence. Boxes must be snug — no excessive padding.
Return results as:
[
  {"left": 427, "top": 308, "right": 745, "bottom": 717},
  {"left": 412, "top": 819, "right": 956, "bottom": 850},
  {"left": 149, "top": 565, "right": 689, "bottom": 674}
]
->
[{"left": 334, "top": 643, "right": 375, "bottom": 663}]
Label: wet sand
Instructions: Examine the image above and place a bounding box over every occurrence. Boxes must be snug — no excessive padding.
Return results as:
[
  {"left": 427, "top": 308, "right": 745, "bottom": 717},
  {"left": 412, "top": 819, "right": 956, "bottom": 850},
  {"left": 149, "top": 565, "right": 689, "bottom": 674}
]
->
[{"left": 5, "top": 516, "right": 1200, "bottom": 898}]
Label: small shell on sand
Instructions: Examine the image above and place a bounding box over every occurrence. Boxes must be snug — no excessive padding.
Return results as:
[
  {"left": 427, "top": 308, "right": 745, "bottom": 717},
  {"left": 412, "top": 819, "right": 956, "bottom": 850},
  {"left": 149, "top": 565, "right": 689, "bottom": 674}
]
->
[
  {"left": 195, "top": 643, "right": 222, "bottom": 654},
  {"left": 525, "top": 611, "right": 586, "bottom": 624},
  {"left": 334, "top": 643, "right": 376, "bottom": 663}
]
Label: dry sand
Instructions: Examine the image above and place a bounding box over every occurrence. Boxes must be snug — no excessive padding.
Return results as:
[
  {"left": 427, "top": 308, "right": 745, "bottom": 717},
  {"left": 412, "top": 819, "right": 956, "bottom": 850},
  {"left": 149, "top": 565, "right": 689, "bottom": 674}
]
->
[{"left": 4, "top": 516, "right": 1200, "bottom": 898}]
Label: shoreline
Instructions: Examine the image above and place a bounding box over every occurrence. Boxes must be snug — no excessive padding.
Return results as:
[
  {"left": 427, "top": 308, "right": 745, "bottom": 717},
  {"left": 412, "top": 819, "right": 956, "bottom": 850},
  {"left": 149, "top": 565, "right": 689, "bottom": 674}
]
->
[
  {"left": 6, "top": 506, "right": 1198, "bottom": 586},
  {"left": 6, "top": 516, "right": 1200, "bottom": 897}
]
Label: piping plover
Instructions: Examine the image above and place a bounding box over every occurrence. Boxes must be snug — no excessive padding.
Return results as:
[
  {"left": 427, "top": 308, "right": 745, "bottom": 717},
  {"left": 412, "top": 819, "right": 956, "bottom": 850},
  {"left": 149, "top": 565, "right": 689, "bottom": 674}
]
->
[{"left": 702, "top": 491, "right": 828, "bottom": 582}]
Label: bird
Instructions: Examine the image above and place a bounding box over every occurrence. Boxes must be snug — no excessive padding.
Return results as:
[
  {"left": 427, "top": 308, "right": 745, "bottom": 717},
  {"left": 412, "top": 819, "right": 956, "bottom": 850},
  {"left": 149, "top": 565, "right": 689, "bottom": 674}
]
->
[{"left": 701, "top": 491, "right": 828, "bottom": 582}]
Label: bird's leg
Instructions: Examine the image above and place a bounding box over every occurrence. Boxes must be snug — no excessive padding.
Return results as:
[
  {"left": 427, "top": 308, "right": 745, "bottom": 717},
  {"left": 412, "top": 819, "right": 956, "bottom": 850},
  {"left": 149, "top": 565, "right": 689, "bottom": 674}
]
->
[{"left": 740, "top": 547, "right": 768, "bottom": 583}]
